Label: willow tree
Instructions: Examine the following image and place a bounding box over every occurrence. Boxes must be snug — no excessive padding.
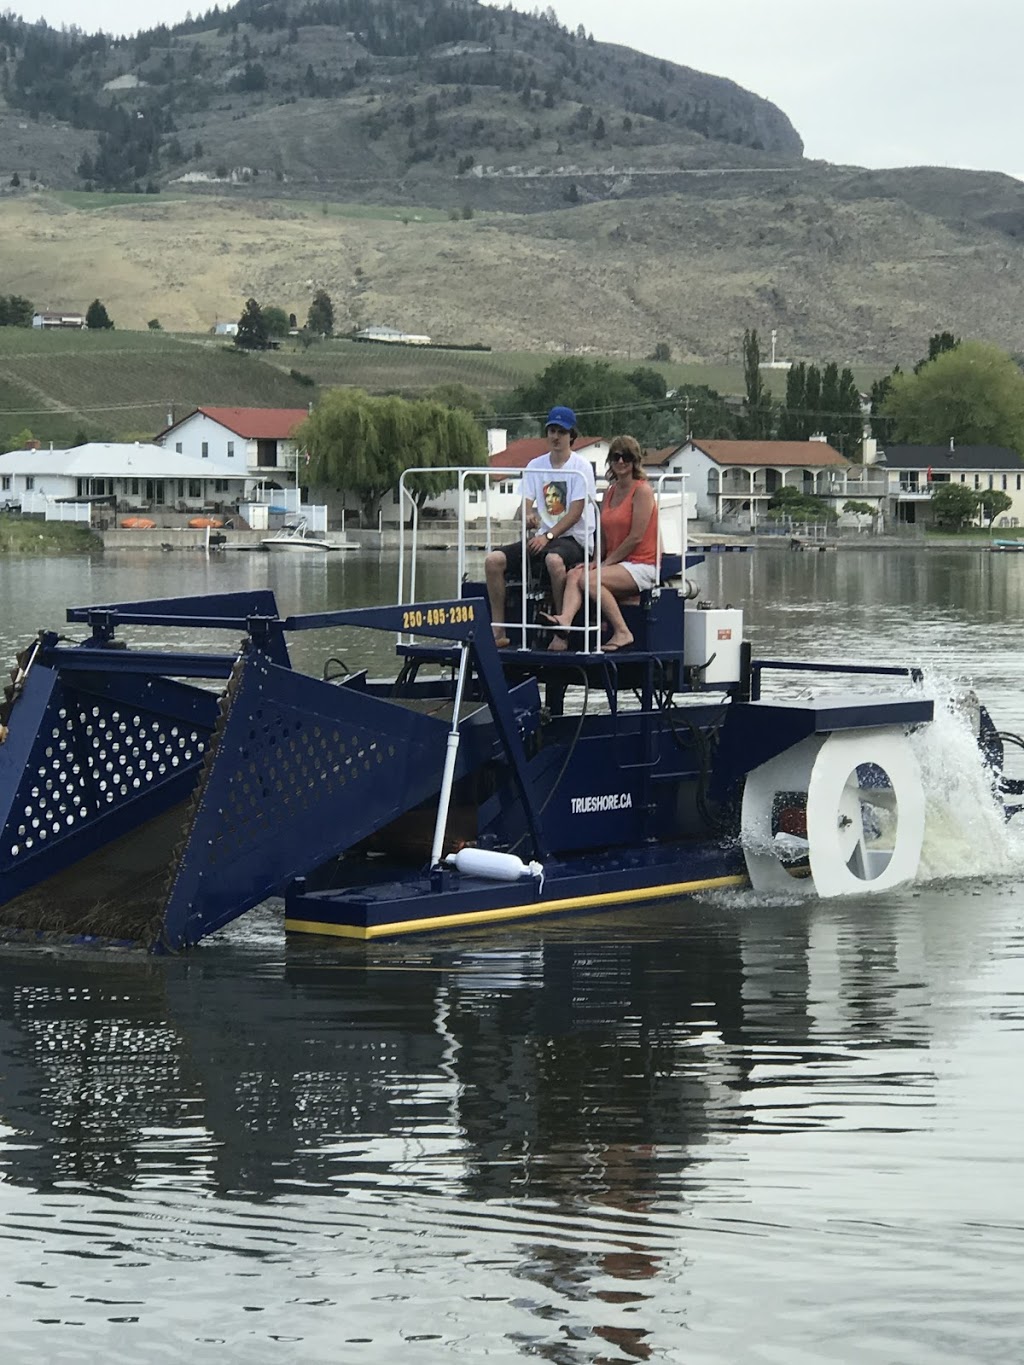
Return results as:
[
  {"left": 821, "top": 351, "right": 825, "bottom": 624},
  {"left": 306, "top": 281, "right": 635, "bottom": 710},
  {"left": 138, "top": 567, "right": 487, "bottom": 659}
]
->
[
  {"left": 297, "top": 388, "right": 485, "bottom": 526},
  {"left": 402, "top": 399, "right": 487, "bottom": 518}
]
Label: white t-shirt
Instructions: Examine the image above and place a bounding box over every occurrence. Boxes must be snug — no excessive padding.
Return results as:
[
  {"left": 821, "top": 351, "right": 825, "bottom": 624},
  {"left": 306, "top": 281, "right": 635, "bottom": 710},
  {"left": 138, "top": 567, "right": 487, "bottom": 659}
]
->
[{"left": 522, "top": 451, "right": 597, "bottom": 548}]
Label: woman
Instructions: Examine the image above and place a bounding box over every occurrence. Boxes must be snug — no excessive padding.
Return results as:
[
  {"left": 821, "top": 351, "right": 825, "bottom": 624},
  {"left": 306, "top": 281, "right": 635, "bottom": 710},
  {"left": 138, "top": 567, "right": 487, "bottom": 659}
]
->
[{"left": 543, "top": 434, "right": 658, "bottom": 652}]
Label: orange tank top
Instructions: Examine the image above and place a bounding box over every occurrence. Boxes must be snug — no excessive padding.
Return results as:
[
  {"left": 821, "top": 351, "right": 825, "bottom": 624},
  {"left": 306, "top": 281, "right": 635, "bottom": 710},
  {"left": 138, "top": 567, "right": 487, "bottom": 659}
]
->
[{"left": 601, "top": 480, "right": 658, "bottom": 563}]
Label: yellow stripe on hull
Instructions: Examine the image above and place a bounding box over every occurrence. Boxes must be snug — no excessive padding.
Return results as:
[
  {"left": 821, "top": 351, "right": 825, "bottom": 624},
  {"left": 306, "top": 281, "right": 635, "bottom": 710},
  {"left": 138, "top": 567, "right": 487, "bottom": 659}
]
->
[{"left": 284, "top": 873, "right": 748, "bottom": 941}]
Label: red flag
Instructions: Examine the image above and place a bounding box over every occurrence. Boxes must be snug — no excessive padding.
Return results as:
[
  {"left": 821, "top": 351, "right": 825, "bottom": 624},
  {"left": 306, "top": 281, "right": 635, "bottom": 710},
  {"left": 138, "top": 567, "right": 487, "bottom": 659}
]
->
[{"left": 926, "top": 466, "right": 932, "bottom": 481}]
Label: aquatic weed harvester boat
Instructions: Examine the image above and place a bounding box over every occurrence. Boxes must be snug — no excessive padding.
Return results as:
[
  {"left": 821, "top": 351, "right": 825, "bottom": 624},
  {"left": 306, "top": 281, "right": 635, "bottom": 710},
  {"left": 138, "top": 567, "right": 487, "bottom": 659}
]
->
[{"left": 1, "top": 470, "right": 1020, "bottom": 951}]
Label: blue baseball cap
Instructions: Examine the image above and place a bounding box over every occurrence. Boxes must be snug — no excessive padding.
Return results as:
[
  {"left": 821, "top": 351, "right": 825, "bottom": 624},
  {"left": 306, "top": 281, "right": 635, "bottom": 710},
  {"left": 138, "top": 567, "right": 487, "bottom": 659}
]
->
[{"left": 545, "top": 405, "right": 577, "bottom": 432}]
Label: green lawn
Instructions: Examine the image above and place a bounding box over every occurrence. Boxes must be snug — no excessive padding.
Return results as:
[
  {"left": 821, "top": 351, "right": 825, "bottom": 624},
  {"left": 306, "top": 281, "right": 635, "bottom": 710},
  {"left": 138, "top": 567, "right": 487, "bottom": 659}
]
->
[
  {"left": 48, "top": 190, "right": 189, "bottom": 210},
  {"left": 0, "top": 517, "right": 102, "bottom": 554}
]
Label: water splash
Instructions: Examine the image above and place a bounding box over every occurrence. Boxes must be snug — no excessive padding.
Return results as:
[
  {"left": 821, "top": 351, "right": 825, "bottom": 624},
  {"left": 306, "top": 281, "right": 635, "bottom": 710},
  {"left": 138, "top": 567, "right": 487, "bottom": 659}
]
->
[{"left": 910, "top": 676, "right": 1024, "bottom": 881}]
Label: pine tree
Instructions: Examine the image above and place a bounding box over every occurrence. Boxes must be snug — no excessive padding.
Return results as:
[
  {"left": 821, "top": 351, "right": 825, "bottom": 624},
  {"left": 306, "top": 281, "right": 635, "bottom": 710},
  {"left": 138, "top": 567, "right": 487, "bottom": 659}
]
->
[
  {"left": 85, "top": 298, "right": 114, "bottom": 330},
  {"left": 819, "top": 362, "right": 840, "bottom": 440},
  {"left": 804, "top": 365, "right": 821, "bottom": 436},
  {"left": 835, "top": 367, "right": 864, "bottom": 459},
  {"left": 777, "top": 362, "right": 807, "bottom": 440},
  {"left": 306, "top": 289, "right": 334, "bottom": 336},
  {"left": 235, "top": 297, "right": 269, "bottom": 349},
  {"left": 741, "top": 328, "right": 773, "bottom": 439}
]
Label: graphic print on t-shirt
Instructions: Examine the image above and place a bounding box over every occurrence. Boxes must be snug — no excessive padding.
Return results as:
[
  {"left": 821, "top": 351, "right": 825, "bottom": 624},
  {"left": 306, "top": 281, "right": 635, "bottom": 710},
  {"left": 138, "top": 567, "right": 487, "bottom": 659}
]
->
[{"left": 542, "top": 481, "right": 567, "bottom": 518}]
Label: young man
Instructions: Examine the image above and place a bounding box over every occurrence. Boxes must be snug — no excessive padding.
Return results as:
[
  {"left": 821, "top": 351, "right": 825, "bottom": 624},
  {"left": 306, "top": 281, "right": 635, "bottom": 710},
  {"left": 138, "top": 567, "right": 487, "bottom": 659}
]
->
[{"left": 485, "top": 405, "right": 597, "bottom": 647}]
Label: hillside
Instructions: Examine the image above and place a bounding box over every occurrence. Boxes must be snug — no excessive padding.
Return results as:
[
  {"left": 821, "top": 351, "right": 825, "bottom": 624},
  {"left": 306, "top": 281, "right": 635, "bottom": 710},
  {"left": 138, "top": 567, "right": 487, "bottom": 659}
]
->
[
  {"left": 3, "top": 167, "right": 1024, "bottom": 369},
  {"left": 1, "top": 1, "right": 1023, "bottom": 394},
  {"left": 0, "top": 325, "right": 318, "bottom": 447},
  {"left": 0, "top": 0, "right": 801, "bottom": 209}
]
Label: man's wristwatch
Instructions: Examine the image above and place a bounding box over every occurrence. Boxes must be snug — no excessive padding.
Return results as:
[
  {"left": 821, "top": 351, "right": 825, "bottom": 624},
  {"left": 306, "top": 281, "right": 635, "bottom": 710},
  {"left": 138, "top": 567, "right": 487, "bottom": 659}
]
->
[{"left": 545, "top": 531, "right": 553, "bottom": 541}]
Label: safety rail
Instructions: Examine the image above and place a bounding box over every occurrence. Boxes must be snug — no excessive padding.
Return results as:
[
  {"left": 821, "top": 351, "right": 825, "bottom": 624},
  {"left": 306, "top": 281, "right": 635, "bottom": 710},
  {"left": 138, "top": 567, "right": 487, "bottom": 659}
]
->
[
  {"left": 750, "top": 658, "right": 924, "bottom": 701},
  {"left": 397, "top": 466, "right": 690, "bottom": 655}
]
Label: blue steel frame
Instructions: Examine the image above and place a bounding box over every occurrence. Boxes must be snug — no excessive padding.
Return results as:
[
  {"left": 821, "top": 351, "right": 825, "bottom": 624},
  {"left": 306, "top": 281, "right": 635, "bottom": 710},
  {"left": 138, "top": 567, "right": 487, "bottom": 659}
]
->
[{"left": 0, "top": 584, "right": 950, "bottom": 953}]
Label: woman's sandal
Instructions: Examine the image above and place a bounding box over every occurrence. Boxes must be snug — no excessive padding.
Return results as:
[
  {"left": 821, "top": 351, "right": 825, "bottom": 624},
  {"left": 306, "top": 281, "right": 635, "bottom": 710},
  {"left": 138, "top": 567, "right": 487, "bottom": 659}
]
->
[{"left": 538, "top": 611, "right": 569, "bottom": 641}]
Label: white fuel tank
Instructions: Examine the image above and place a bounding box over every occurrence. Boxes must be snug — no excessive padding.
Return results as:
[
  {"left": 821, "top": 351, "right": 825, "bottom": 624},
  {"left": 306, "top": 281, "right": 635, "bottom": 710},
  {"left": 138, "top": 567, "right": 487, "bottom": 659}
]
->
[{"left": 683, "top": 608, "right": 744, "bottom": 684}]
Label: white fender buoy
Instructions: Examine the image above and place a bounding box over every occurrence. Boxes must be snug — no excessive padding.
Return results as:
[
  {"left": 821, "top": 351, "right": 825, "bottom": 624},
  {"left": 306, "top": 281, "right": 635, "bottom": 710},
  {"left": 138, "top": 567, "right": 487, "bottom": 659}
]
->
[
  {"left": 445, "top": 848, "right": 544, "bottom": 883},
  {"left": 741, "top": 727, "right": 925, "bottom": 898}
]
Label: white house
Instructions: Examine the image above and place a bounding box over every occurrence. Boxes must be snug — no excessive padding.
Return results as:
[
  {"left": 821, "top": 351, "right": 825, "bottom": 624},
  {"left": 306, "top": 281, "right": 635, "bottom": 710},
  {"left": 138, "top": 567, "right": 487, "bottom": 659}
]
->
[
  {"left": 213, "top": 321, "right": 239, "bottom": 337},
  {"left": 877, "top": 443, "right": 1024, "bottom": 528},
  {"left": 155, "top": 406, "right": 311, "bottom": 492},
  {"left": 0, "top": 442, "right": 248, "bottom": 514},
  {"left": 32, "top": 310, "right": 86, "bottom": 329},
  {"left": 353, "top": 326, "right": 431, "bottom": 345},
  {"left": 656, "top": 438, "right": 887, "bottom": 530}
]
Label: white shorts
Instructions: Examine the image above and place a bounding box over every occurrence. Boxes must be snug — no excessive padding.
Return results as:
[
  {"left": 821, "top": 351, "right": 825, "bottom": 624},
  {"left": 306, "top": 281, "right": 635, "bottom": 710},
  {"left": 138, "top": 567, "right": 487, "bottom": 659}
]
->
[{"left": 620, "top": 560, "right": 658, "bottom": 592}]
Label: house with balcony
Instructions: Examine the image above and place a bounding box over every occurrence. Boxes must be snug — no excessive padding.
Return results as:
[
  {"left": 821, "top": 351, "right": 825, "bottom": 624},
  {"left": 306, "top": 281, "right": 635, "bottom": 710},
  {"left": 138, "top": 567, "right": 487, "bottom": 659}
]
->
[
  {"left": 155, "top": 406, "right": 311, "bottom": 494},
  {"left": 656, "top": 439, "right": 887, "bottom": 531},
  {"left": 879, "top": 444, "right": 1024, "bottom": 527}
]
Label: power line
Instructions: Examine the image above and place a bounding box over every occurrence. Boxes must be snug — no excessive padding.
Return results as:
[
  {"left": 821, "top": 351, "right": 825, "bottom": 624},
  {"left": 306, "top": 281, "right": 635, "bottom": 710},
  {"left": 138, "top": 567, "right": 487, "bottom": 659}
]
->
[{"left": 0, "top": 401, "right": 182, "bottom": 416}]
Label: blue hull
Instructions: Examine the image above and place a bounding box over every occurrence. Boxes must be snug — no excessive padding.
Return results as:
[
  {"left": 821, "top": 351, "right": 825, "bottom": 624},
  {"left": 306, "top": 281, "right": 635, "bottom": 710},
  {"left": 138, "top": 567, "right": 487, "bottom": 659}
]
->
[{"left": 285, "top": 842, "right": 747, "bottom": 939}]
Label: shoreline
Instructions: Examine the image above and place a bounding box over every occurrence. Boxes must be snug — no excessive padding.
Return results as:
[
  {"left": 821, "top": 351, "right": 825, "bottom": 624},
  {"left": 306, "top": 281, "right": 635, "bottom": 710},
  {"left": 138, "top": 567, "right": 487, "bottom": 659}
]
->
[{"left": 0, "top": 517, "right": 1019, "bottom": 555}]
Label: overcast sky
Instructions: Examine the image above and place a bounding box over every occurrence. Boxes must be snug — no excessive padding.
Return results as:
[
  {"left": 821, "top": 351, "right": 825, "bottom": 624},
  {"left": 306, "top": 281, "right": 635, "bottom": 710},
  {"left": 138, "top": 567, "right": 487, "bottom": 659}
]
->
[{"left": 17, "top": 0, "right": 1024, "bottom": 180}]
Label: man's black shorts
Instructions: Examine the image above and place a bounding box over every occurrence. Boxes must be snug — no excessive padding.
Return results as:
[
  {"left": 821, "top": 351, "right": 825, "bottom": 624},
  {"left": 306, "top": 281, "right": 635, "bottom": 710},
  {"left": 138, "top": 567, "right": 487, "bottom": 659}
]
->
[{"left": 495, "top": 536, "right": 587, "bottom": 582}]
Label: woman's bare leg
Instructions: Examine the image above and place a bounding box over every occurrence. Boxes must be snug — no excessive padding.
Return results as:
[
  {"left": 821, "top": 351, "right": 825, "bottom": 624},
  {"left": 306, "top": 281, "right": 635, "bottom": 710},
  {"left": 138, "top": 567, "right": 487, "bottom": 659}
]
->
[
  {"left": 597, "top": 586, "right": 634, "bottom": 650},
  {"left": 545, "top": 565, "right": 587, "bottom": 651},
  {"left": 582, "top": 566, "right": 636, "bottom": 650}
]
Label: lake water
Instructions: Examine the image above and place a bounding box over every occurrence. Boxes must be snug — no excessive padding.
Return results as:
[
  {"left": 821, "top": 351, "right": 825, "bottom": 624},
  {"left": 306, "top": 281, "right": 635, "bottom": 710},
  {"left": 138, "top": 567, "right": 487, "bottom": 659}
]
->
[{"left": 1, "top": 546, "right": 1022, "bottom": 1363}]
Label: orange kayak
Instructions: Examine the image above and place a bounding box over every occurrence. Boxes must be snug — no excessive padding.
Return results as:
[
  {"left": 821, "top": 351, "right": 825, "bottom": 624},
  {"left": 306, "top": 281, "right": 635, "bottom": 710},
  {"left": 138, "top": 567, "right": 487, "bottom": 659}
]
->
[
  {"left": 121, "top": 517, "right": 156, "bottom": 529},
  {"left": 189, "top": 517, "right": 224, "bottom": 529}
]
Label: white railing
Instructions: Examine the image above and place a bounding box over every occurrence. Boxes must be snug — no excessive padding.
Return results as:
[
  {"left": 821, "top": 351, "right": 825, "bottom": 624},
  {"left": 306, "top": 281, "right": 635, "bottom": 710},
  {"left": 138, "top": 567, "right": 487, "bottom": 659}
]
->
[
  {"left": 397, "top": 466, "right": 690, "bottom": 654},
  {"left": 249, "top": 486, "right": 302, "bottom": 513},
  {"left": 19, "top": 493, "right": 93, "bottom": 523}
]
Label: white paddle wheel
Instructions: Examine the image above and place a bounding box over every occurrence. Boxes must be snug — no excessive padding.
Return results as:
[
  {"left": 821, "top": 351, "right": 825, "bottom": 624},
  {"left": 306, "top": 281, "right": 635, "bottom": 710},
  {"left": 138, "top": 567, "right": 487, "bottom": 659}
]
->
[{"left": 740, "top": 727, "right": 926, "bottom": 897}]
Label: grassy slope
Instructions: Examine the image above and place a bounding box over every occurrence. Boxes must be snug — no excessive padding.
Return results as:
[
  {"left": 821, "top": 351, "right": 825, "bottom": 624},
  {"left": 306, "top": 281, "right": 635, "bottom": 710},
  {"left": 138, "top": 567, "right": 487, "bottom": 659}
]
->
[{"left": 0, "top": 327, "right": 319, "bottom": 445}]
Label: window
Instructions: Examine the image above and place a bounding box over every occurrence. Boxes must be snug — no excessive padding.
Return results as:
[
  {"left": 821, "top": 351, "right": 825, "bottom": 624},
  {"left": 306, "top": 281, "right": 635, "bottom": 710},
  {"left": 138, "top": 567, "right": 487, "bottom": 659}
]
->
[
  {"left": 1018, "top": 475, "right": 1022, "bottom": 491},
  {"left": 25, "top": 476, "right": 34, "bottom": 491},
  {"left": 974, "top": 475, "right": 980, "bottom": 489},
  {"left": 988, "top": 474, "right": 994, "bottom": 489},
  {"left": 76, "top": 478, "right": 85, "bottom": 496},
  {"left": 4, "top": 475, "right": 13, "bottom": 491},
  {"left": 175, "top": 442, "right": 183, "bottom": 454},
  {"left": 227, "top": 441, "right": 234, "bottom": 458},
  {"left": 177, "top": 480, "right": 185, "bottom": 498},
  {"left": 468, "top": 489, "right": 479, "bottom": 503},
  {"left": 131, "top": 479, "right": 139, "bottom": 495},
  {"left": 188, "top": 480, "right": 202, "bottom": 498},
  {"left": 214, "top": 478, "right": 229, "bottom": 492},
  {"left": 201, "top": 442, "right": 209, "bottom": 458},
  {"left": 960, "top": 474, "right": 966, "bottom": 483}
]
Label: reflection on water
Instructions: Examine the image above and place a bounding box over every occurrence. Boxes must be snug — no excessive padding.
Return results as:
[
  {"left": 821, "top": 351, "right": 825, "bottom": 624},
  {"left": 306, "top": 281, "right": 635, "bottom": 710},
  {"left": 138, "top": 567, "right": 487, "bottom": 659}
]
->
[
  {"left": 1, "top": 547, "right": 1024, "bottom": 1361},
  {"left": 1, "top": 893, "right": 1023, "bottom": 1362}
]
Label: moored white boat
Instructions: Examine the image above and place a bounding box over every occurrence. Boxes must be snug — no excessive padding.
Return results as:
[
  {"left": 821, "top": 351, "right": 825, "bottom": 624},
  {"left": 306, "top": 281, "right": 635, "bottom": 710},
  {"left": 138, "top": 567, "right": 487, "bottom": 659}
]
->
[{"left": 261, "top": 517, "right": 356, "bottom": 552}]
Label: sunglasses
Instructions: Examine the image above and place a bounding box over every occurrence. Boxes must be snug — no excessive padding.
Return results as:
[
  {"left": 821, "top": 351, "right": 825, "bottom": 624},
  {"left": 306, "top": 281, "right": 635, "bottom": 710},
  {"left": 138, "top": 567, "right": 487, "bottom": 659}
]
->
[{"left": 610, "top": 453, "right": 635, "bottom": 463}]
